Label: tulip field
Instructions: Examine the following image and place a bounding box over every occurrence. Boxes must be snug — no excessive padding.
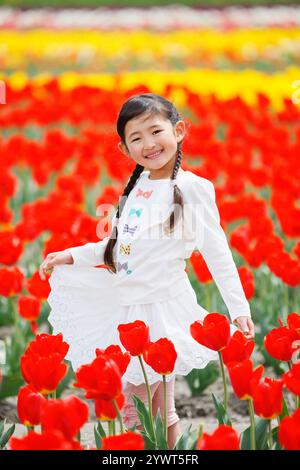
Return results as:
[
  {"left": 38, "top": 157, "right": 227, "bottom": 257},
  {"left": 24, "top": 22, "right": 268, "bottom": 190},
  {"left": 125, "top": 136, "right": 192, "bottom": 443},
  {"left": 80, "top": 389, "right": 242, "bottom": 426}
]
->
[{"left": 0, "top": 3, "right": 300, "bottom": 451}]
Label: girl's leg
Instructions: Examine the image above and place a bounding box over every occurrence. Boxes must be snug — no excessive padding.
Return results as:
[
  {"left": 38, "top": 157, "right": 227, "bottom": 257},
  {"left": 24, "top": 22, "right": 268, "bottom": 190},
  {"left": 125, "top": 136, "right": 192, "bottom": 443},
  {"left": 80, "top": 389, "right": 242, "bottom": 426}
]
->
[
  {"left": 122, "top": 381, "right": 161, "bottom": 430},
  {"left": 152, "top": 376, "right": 181, "bottom": 449}
]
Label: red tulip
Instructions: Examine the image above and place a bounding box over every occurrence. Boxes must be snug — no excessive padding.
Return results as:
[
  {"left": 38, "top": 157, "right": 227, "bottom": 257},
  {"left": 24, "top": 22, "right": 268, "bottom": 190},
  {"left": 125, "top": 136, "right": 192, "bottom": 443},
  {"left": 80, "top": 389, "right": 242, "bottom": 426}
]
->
[
  {"left": 27, "top": 271, "right": 51, "bottom": 300},
  {"left": 196, "top": 425, "right": 240, "bottom": 450},
  {"left": 26, "top": 333, "right": 70, "bottom": 361},
  {"left": 95, "top": 393, "right": 125, "bottom": 421},
  {"left": 41, "top": 396, "right": 89, "bottom": 440},
  {"left": 20, "top": 353, "right": 68, "bottom": 395},
  {"left": 9, "top": 430, "right": 82, "bottom": 450},
  {"left": 95, "top": 345, "right": 131, "bottom": 376},
  {"left": 227, "top": 359, "right": 264, "bottom": 400},
  {"left": 0, "top": 266, "right": 24, "bottom": 297},
  {"left": 287, "top": 312, "right": 300, "bottom": 336},
  {"left": 118, "top": 320, "right": 150, "bottom": 356},
  {"left": 17, "top": 385, "right": 47, "bottom": 427},
  {"left": 18, "top": 295, "right": 41, "bottom": 334},
  {"left": 251, "top": 377, "right": 284, "bottom": 419},
  {"left": 74, "top": 355, "right": 122, "bottom": 400},
  {"left": 17, "top": 384, "right": 46, "bottom": 424},
  {"left": 264, "top": 326, "right": 300, "bottom": 361},
  {"left": 278, "top": 408, "right": 300, "bottom": 450},
  {"left": 237, "top": 266, "right": 255, "bottom": 300},
  {"left": 221, "top": 330, "right": 254, "bottom": 366},
  {"left": 142, "top": 338, "right": 177, "bottom": 375},
  {"left": 0, "top": 230, "right": 23, "bottom": 265},
  {"left": 190, "top": 313, "right": 231, "bottom": 351},
  {"left": 25, "top": 333, "right": 69, "bottom": 360},
  {"left": 101, "top": 431, "right": 145, "bottom": 450},
  {"left": 190, "top": 252, "right": 212, "bottom": 283},
  {"left": 18, "top": 295, "right": 41, "bottom": 321},
  {"left": 20, "top": 333, "right": 69, "bottom": 394},
  {"left": 282, "top": 362, "right": 300, "bottom": 396}
]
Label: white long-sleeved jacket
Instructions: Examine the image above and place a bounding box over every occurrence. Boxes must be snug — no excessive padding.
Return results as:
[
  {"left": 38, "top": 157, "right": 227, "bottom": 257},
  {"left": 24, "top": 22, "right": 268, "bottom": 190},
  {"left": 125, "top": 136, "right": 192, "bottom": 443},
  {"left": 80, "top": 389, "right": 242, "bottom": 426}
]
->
[{"left": 65, "top": 170, "right": 251, "bottom": 322}]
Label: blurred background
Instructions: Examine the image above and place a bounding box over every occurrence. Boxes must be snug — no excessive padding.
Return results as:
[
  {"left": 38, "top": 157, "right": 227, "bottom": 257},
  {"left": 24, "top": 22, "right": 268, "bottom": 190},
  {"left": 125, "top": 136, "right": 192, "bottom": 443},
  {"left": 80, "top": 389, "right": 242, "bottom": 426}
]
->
[{"left": 0, "top": 0, "right": 299, "bottom": 432}]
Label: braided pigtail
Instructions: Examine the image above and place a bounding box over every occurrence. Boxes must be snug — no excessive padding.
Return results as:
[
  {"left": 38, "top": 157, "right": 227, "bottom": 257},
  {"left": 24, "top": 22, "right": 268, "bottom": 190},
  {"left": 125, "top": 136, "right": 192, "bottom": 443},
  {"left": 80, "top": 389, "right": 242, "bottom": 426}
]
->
[
  {"left": 104, "top": 164, "right": 144, "bottom": 274},
  {"left": 164, "top": 142, "right": 184, "bottom": 234}
]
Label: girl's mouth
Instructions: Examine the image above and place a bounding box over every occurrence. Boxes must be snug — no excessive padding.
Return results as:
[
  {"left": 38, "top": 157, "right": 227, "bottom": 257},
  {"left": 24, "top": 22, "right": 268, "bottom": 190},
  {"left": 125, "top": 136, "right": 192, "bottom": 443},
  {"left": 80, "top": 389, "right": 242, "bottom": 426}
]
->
[{"left": 145, "top": 150, "right": 163, "bottom": 160}]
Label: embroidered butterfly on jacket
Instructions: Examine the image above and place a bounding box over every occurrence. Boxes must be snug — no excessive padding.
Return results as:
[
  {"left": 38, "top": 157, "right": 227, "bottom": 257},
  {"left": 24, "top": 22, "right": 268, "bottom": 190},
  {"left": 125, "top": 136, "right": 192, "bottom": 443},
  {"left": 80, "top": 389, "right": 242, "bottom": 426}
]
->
[
  {"left": 117, "top": 261, "right": 133, "bottom": 274},
  {"left": 119, "top": 243, "right": 131, "bottom": 255},
  {"left": 123, "top": 224, "right": 138, "bottom": 236},
  {"left": 136, "top": 188, "right": 153, "bottom": 199},
  {"left": 128, "top": 207, "right": 143, "bottom": 217}
]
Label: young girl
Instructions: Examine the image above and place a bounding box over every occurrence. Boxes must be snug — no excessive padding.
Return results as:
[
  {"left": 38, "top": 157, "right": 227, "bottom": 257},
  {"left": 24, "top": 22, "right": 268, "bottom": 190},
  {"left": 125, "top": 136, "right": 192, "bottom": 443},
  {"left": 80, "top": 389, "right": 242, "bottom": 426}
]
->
[{"left": 40, "top": 93, "right": 254, "bottom": 449}]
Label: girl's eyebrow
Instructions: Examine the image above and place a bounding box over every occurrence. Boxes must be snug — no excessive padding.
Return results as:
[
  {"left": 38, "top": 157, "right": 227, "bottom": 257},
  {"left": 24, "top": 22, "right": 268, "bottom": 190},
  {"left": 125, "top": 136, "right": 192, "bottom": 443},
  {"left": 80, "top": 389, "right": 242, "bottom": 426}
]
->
[{"left": 129, "top": 124, "right": 161, "bottom": 139}]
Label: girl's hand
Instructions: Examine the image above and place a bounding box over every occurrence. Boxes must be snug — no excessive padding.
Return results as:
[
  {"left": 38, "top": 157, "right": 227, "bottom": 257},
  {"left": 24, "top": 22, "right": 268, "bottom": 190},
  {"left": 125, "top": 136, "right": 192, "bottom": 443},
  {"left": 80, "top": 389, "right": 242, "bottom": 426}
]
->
[
  {"left": 233, "top": 316, "right": 255, "bottom": 340},
  {"left": 39, "top": 250, "right": 74, "bottom": 280}
]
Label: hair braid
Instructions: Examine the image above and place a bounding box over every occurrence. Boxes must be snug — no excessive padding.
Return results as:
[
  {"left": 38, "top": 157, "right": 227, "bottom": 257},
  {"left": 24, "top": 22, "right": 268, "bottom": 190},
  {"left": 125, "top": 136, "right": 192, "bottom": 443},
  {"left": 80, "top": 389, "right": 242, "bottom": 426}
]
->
[
  {"left": 164, "top": 142, "right": 184, "bottom": 234},
  {"left": 104, "top": 163, "right": 144, "bottom": 273}
]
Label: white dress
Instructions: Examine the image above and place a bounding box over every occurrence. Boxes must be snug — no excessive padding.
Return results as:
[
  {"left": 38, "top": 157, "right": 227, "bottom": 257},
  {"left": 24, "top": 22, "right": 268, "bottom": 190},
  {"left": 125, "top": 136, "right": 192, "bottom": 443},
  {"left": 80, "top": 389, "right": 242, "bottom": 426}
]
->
[{"left": 47, "top": 169, "right": 251, "bottom": 387}]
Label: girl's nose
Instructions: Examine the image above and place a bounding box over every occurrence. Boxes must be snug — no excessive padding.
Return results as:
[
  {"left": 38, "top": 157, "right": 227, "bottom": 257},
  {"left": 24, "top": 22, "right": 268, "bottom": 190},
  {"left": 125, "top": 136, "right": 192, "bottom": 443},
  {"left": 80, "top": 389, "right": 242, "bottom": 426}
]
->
[
  {"left": 143, "top": 138, "right": 156, "bottom": 149},
  {"left": 144, "top": 142, "right": 155, "bottom": 148}
]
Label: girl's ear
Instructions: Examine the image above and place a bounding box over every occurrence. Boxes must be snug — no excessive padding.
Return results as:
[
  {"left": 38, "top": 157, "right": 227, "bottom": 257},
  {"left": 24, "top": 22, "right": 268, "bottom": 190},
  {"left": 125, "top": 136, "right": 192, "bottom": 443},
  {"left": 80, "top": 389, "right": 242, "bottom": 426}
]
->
[
  {"left": 175, "top": 120, "right": 186, "bottom": 143},
  {"left": 118, "top": 141, "right": 130, "bottom": 157}
]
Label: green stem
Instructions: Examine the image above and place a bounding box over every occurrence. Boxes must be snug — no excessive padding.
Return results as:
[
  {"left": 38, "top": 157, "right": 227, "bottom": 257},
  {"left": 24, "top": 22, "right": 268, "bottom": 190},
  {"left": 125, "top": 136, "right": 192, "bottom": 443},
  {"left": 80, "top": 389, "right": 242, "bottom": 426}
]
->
[
  {"left": 218, "top": 351, "right": 228, "bottom": 413},
  {"left": 296, "top": 396, "right": 300, "bottom": 410},
  {"left": 163, "top": 375, "right": 168, "bottom": 447},
  {"left": 277, "top": 416, "right": 280, "bottom": 426},
  {"left": 288, "top": 361, "right": 293, "bottom": 370},
  {"left": 138, "top": 355, "right": 155, "bottom": 441},
  {"left": 10, "top": 296, "right": 23, "bottom": 345},
  {"left": 284, "top": 283, "right": 289, "bottom": 318},
  {"left": 108, "top": 421, "right": 114, "bottom": 436},
  {"left": 112, "top": 420, "right": 116, "bottom": 435},
  {"left": 198, "top": 422, "right": 204, "bottom": 439},
  {"left": 248, "top": 399, "right": 256, "bottom": 451},
  {"left": 112, "top": 400, "right": 124, "bottom": 434},
  {"left": 268, "top": 420, "right": 273, "bottom": 450},
  {"left": 204, "top": 283, "right": 211, "bottom": 312}
]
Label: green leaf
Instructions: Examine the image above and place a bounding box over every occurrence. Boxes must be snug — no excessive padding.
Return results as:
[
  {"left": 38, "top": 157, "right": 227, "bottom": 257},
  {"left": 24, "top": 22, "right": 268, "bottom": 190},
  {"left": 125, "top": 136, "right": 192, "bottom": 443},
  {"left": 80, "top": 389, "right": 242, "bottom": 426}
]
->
[
  {"left": 0, "top": 418, "right": 6, "bottom": 438},
  {"left": 0, "top": 419, "right": 5, "bottom": 437},
  {"left": 211, "top": 393, "right": 232, "bottom": 426},
  {"left": 132, "top": 394, "right": 155, "bottom": 442},
  {"left": 0, "top": 423, "right": 15, "bottom": 449},
  {"left": 278, "top": 395, "right": 289, "bottom": 421},
  {"left": 94, "top": 423, "right": 103, "bottom": 450},
  {"left": 261, "top": 425, "right": 282, "bottom": 450},
  {"left": 173, "top": 424, "right": 198, "bottom": 451},
  {"left": 240, "top": 417, "right": 269, "bottom": 450},
  {"left": 0, "top": 371, "right": 24, "bottom": 399},
  {"left": 127, "top": 423, "right": 138, "bottom": 432},
  {"left": 154, "top": 409, "right": 168, "bottom": 450},
  {"left": 140, "top": 430, "right": 156, "bottom": 450},
  {"left": 55, "top": 363, "right": 75, "bottom": 398},
  {"left": 96, "top": 420, "right": 107, "bottom": 439},
  {"left": 185, "top": 364, "right": 219, "bottom": 396}
]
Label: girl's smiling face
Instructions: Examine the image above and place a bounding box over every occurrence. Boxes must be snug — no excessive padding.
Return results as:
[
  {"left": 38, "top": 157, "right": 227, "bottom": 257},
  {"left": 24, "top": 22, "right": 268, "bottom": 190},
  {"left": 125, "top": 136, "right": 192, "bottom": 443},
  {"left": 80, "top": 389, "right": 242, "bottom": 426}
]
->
[{"left": 118, "top": 112, "right": 185, "bottom": 179}]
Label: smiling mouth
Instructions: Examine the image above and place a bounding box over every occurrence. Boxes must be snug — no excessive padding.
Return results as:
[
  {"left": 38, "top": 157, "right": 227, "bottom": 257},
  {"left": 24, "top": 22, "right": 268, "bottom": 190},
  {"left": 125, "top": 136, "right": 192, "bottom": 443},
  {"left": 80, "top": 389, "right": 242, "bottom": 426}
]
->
[{"left": 145, "top": 150, "right": 163, "bottom": 159}]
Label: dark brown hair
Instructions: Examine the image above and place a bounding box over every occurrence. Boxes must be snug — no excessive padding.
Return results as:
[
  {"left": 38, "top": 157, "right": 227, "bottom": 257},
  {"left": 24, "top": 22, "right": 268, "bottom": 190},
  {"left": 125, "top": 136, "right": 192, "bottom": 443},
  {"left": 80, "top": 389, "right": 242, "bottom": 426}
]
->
[{"left": 104, "top": 93, "right": 185, "bottom": 274}]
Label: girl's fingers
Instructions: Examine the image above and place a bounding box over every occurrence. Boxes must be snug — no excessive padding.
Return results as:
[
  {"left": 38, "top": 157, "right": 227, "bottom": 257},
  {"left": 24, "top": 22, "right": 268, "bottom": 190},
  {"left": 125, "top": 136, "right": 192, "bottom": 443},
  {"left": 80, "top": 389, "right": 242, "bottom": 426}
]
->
[
  {"left": 39, "top": 259, "right": 55, "bottom": 280},
  {"left": 247, "top": 319, "right": 255, "bottom": 337}
]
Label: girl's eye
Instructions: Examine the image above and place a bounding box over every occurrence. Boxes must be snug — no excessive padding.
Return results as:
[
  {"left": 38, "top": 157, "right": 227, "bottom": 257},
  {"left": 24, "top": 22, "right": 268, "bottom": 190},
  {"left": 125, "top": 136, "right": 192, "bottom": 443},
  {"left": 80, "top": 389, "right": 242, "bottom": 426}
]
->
[{"left": 131, "top": 130, "right": 162, "bottom": 143}]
